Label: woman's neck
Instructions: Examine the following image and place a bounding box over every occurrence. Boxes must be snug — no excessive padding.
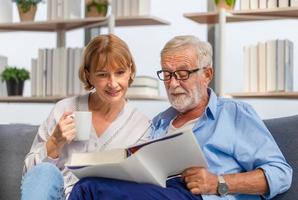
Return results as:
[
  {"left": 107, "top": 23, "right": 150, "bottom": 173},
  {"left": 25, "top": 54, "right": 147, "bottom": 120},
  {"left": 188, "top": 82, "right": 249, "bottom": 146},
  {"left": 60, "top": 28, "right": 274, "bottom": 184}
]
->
[{"left": 88, "top": 92, "right": 126, "bottom": 121}]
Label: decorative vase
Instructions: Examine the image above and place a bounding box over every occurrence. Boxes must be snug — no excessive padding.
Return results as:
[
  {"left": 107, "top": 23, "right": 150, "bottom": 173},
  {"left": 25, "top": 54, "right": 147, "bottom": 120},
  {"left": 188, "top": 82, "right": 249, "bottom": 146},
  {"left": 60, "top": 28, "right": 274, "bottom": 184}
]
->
[
  {"left": 214, "top": 0, "right": 236, "bottom": 10},
  {"left": 85, "top": 0, "right": 108, "bottom": 18},
  {"left": 17, "top": 4, "right": 37, "bottom": 22},
  {"left": 6, "top": 80, "right": 24, "bottom": 96}
]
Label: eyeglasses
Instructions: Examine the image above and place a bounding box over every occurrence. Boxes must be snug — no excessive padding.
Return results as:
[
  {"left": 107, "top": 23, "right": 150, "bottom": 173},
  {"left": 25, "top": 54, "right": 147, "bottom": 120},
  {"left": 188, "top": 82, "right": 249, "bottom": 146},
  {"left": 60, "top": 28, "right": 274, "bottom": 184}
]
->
[{"left": 156, "top": 67, "right": 206, "bottom": 81}]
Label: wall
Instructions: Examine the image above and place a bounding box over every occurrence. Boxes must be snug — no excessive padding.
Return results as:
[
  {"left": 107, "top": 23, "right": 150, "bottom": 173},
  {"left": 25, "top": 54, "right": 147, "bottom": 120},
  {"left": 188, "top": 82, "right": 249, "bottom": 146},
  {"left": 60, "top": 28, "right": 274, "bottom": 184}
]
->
[{"left": 0, "top": 0, "right": 297, "bottom": 124}]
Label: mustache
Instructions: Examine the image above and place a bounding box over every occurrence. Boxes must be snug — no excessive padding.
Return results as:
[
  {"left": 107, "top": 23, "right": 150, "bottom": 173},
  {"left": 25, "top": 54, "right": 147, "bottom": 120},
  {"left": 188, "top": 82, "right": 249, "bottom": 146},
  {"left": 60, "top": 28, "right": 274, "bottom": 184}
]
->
[{"left": 168, "top": 87, "right": 187, "bottom": 94}]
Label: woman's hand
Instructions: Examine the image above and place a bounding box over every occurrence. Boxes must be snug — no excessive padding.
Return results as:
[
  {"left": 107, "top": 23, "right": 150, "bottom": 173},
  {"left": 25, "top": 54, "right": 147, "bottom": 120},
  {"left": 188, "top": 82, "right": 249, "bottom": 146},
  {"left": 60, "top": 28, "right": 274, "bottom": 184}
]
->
[
  {"left": 181, "top": 167, "right": 218, "bottom": 195},
  {"left": 46, "top": 112, "right": 76, "bottom": 158}
]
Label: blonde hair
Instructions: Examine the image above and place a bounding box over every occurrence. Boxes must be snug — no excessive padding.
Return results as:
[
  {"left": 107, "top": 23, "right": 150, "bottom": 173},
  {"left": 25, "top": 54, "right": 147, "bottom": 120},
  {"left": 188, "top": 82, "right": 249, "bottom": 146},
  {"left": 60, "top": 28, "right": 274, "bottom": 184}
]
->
[
  {"left": 79, "top": 34, "right": 136, "bottom": 90},
  {"left": 161, "top": 35, "right": 213, "bottom": 68}
]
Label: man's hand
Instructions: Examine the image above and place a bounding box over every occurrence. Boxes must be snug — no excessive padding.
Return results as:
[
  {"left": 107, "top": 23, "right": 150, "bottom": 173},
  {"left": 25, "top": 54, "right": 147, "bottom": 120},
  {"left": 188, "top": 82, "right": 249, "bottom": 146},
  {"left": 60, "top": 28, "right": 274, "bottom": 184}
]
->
[{"left": 181, "top": 167, "right": 218, "bottom": 195}]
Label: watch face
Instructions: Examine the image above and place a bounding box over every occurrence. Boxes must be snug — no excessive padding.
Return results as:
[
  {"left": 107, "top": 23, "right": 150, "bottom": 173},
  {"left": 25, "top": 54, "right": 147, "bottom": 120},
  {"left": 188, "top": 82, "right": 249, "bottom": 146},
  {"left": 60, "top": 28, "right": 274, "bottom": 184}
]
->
[{"left": 218, "top": 183, "right": 229, "bottom": 196}]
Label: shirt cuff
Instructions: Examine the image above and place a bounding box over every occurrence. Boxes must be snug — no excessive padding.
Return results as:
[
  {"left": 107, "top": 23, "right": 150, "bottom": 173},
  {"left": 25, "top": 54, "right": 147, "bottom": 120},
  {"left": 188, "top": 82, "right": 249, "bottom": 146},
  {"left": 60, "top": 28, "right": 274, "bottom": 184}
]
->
[{"left": 258, "top": 164, "right": 292, "bottom": 199}]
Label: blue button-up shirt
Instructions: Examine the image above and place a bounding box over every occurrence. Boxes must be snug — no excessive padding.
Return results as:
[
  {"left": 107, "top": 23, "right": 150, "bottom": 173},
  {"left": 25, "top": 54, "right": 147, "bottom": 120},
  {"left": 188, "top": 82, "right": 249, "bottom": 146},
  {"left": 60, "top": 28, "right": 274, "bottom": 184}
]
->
[{"left": 150, "top": 88, "right": 292, "bottom": 200}]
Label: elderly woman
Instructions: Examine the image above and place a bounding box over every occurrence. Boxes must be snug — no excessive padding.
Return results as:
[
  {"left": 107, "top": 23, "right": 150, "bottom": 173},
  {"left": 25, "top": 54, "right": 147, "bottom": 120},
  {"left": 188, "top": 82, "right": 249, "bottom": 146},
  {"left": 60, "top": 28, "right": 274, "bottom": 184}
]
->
[{"left": 21, "top": 34, "right": 151, "bottom": 199}]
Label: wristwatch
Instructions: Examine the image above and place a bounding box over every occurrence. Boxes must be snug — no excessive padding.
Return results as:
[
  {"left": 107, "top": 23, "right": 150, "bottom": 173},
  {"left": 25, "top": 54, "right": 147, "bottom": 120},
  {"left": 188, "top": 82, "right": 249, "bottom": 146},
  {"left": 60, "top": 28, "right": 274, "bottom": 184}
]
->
[{"left": 217, "top": 175, "right": 229, "bottom": 196}]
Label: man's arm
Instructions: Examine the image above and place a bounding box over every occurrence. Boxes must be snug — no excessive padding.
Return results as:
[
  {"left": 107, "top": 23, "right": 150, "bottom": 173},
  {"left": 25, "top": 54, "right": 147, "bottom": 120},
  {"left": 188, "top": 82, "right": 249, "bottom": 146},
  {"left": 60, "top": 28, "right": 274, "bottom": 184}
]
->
[{"left": 182, "top": 167, "right": 268, "bottom": 195}]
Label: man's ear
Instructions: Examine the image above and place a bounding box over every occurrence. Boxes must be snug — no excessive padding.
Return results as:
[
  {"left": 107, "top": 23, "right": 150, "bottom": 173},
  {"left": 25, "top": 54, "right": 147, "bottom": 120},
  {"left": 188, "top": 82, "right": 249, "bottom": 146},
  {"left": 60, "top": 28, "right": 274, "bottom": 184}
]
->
[{"left": 203, "top": 66, "right": 213, "bottom": 86}]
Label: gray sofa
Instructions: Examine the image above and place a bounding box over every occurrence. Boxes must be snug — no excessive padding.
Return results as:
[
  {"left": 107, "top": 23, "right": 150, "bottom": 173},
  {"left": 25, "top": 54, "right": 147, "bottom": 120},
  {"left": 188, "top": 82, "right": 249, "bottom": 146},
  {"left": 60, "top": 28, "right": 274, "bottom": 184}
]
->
[{"left": 0, "top": 115, "right": 297, "bottom": 200}]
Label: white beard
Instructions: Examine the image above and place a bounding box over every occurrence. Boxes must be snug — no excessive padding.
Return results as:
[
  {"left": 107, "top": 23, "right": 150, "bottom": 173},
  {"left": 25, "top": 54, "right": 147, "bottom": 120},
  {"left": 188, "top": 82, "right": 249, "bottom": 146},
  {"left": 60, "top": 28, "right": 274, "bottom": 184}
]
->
[{"left": 167, "top": 85, "right": 202, "bottom": 113}]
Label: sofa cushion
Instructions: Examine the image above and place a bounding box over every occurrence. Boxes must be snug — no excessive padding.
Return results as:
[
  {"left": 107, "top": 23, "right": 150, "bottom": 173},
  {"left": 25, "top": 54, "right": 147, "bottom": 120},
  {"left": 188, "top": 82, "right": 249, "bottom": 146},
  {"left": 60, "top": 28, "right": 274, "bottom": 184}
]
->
[
  {"left": 0, "top": 124, "right": 38, "bottom": 200},
  {"left": 264, "top": 115, "right": 298, "bottom": 200}
]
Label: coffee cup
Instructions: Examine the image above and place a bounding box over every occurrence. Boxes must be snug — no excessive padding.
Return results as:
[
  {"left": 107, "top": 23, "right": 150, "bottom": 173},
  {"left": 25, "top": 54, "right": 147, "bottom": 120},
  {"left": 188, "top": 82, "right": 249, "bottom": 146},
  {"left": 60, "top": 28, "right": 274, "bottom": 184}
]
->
[{"left": 72, "top": 111, "right": 92, "bottom": 141}]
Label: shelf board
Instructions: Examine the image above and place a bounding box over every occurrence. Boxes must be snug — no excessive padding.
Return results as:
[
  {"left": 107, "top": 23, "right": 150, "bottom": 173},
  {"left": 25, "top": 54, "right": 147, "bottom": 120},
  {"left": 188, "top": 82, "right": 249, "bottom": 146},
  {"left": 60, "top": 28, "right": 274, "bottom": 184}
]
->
[
  {"left": 0, "top": 16, "right": 170, "bottom": 32},
  {"left": 184, "top": 7, "right": 298, "bottom": 24},
  {"left": 229, "top": 92, "right": 298, "bottom": 99},
  {"left": 0, "top": 95, "right": 167, "bottom": 103}
]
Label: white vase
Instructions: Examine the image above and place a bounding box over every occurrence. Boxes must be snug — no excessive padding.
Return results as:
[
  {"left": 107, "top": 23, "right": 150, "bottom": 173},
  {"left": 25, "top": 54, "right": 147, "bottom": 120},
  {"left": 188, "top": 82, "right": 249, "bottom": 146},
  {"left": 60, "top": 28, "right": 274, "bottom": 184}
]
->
[{"left": 0, "top": 0, "right": 13, "bottom": 23}]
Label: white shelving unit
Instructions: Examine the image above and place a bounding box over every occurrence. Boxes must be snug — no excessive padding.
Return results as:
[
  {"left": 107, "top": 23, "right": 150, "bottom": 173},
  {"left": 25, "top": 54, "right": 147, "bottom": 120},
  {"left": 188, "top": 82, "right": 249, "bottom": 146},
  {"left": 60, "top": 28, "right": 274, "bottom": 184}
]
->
[
  {"left": 184, "top": 7, "right": 298, "bottom": 98},
  {"left": 0, "top": 15, "right": 170, "bottom": 102}
]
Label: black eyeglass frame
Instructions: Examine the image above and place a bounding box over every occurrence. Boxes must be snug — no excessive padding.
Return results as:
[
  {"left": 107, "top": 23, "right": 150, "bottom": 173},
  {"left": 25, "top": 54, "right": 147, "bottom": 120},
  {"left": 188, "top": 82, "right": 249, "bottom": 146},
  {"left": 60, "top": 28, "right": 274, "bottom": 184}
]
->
[{"left": 156, "top": 67, "right": 206, "bottom": 81}]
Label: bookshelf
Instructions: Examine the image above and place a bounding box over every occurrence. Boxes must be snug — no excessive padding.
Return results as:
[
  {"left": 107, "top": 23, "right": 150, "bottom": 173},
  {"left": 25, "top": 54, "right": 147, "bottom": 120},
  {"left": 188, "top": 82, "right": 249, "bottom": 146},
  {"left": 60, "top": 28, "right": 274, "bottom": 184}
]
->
[
  {"left": 0, "top": 95, "right": 167, "bottom": 103},
  {"left": 229, "top": 92, "right": 298, "bottom": 99},
  {"left": 183, "top": 7, "right": 298, "bottom": 97},
  {"left": 0, "top": 15, "right": 169, "bottom": 102}
]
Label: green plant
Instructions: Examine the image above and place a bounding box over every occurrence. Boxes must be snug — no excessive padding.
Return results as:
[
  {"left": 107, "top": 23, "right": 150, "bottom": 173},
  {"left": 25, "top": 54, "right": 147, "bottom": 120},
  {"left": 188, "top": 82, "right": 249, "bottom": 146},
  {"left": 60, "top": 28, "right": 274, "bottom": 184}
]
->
[
  {"left": 86, "top": 0, "right": 108, "bottom": 14},
  {"left": 0, "top": 66, "right": 30, "bottom": 83},
  {"left": 14, "top": 0, "right": 42, "bottom": 13},
  {"left": 214, "top": 0, "right": 236, "bottom": 7}
]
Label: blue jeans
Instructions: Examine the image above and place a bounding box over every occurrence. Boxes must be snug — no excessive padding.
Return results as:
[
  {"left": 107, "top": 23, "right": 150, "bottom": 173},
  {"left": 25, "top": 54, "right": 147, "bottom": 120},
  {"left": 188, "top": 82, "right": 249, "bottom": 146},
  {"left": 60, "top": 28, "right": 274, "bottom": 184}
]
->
[{"left": 21, "top": 163, "right": 65, "bottom": 200}]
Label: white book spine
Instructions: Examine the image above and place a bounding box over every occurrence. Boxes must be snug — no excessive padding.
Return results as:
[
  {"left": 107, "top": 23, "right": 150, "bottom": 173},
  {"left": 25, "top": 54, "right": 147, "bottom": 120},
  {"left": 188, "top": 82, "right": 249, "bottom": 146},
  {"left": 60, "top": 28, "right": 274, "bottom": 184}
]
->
[
  {"left": 258, "top": 42, "right": 267, "bottom": 92},
  {"left": 30, "top": 59, "right": 37, "bottom": 97},
  {"left": 57, "top": 0, "right": 64, "bottom": 20},
  {"left": 130, "top": 0, "right": 139, "bottom": 15},
  {"left": 250, "top": 0, "right": 259, "bottom": 9},
  {"left": 279, "top": 0, "right": 289, "bottom": 7},
  {"left": 123, "top": 0, "right": 131, "bottom": 16},
  {"left": 290, "top": 0, "right": 298, "bottom": 6},
  {"left": 249, "top": 45, "right": 259, "bottom": 92},
  {"left": 46, "top": 49, "right": 53, "bottom": 96},
  {"left": 276, "top": 40, "right": 285, "bottom": 91},
  {"left": 51, "top": 0, "right": 58, "bottom": 20},
  {"left": 0, "top": 0, "right": 13, "bottom": 23},
  {"left": 267, "top": 0, "right": 278, "bottom": 8},
  {"left": 138, "top": 0, "right": 150, "bottom": 15},
  {"left": 259, "top": 0, "right": 267, "bottom": 8},
  {"left": 266, "top": 40, "right": 277, "bottom": 92},
  {"left": 111, "top": 0, "right": 118, "bottom": 17},
  {"left": 240, "top": 0, "right": 250, "bottom": 10},
  {"left": 117, "top": 0, "right": 124, "bottom": 17},
  {"left": 47, "top": 0, "right": 52, "bottom": 20},
  {"left": 284, "top": 40, "right": 294, "bottom": 92}
]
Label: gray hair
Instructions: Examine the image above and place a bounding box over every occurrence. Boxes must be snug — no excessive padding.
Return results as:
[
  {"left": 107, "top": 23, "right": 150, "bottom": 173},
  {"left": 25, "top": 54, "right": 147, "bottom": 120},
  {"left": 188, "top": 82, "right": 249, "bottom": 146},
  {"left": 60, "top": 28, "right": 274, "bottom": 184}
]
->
[{"left": 161, "top": 35, "right": 213, "bottom": 68}]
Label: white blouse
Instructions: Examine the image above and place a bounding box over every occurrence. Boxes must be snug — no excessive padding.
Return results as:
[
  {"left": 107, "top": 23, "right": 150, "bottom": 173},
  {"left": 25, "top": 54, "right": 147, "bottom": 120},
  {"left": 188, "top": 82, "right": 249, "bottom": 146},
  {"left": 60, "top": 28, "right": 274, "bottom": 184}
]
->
[{"left": 23, "top": 93, "right": 151, "bottom": 197}]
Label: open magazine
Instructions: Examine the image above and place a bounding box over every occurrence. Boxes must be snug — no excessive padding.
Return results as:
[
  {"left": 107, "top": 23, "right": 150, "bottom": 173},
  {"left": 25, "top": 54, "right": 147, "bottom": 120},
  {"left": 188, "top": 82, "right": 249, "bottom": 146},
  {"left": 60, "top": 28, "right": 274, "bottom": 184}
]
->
[{"left": 66, "top": 130, "right": 208, "bottom": 187}]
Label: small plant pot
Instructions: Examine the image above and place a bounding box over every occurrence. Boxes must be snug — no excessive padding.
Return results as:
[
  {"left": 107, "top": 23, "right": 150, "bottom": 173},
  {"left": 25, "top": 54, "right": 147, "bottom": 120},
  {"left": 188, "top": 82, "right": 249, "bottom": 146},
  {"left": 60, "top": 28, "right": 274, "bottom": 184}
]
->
[
  {"left": 6, "top": 80, "right": 24, "bottom": 96},
  {"left": 17, "top": 4, "right": 37, "bottom": 22},
  {"left": 214, "top": 0, "right": 236, "bottom": 10},
  {"left": 85, "top": 0, "right": 108, "bottom": 17}
]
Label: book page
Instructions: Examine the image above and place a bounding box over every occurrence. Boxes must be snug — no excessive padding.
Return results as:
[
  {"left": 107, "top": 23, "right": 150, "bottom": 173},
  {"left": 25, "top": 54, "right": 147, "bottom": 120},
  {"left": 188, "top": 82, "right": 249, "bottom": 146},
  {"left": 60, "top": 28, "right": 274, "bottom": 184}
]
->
[{"left": 132, "top": 129, "right": 208, "bottom": 187}]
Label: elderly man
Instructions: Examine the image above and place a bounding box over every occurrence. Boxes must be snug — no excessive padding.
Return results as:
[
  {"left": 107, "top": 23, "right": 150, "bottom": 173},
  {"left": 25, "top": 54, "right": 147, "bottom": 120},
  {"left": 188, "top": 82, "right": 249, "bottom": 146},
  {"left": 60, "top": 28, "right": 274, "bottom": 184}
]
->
[{"left": 69, "top": 35, "right": 292, "bottom": 200}]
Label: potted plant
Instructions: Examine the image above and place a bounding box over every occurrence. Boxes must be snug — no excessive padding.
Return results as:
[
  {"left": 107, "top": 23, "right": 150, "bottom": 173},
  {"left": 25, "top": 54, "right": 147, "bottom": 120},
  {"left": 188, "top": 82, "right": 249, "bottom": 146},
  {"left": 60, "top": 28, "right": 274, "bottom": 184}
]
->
[
  {"left": 214, "top": 0, "right": 236, "bottom": 10},
  {"left": 14, "top": 0, "right": 42, "bottom": 21},
  {"left": 85, "top": 0, "right": 109, "bottom": 18},
  {"left": 0, "top": 66, "right": 30, "bottom": 96}
]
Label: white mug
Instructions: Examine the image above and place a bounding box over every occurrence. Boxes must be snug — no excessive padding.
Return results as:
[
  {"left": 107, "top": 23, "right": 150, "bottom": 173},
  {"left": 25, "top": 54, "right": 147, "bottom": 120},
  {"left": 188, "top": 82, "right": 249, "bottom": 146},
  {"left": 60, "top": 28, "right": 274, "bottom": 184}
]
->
[{"left": 73, "top": 111, "right": 92, "bottom": 141}]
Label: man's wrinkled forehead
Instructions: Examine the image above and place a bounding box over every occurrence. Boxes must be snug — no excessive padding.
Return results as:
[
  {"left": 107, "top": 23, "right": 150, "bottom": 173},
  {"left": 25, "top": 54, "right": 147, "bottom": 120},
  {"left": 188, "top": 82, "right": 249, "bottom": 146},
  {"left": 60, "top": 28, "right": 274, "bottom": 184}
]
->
[{"left": 161, "top": 47, "right": 198, "bottom": 69}]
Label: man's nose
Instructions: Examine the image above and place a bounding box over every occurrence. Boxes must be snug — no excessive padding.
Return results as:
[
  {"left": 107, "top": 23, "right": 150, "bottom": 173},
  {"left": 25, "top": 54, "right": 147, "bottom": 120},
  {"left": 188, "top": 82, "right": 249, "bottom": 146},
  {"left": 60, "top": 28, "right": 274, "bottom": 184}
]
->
[{"left": 167, "top": 75, "right": 180, "bottom": 88}]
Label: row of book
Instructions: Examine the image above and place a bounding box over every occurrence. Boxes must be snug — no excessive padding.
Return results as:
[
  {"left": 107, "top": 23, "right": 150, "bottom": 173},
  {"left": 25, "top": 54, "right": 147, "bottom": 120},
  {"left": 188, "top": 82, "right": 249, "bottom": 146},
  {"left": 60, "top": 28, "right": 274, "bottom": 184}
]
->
[
  {"left": 127, "top": 76, "right": 159, "bottom": 97},
  {"left": 47, "top": 0, "right": 81, "bottom": 21},
  {"left": 47, "top": 0, "right": 151, "bottom": 21},
  {"left": 31, "top": 48, "right": 84, "bottom": 97},
  {"left": 31, "top": 47, "right": 160, "bottom": 98},
  {"left": 111, "top": 0, "right": 151, "bottom": 17},
  {"left": 243, "top": 39, "right": 294, "bottom": 93},
  {"left": 0, "top": 55, "right": 8, "bottom": 96},
  {"left": 240, "top": 0, "right": 298, "bottom": 10}
]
